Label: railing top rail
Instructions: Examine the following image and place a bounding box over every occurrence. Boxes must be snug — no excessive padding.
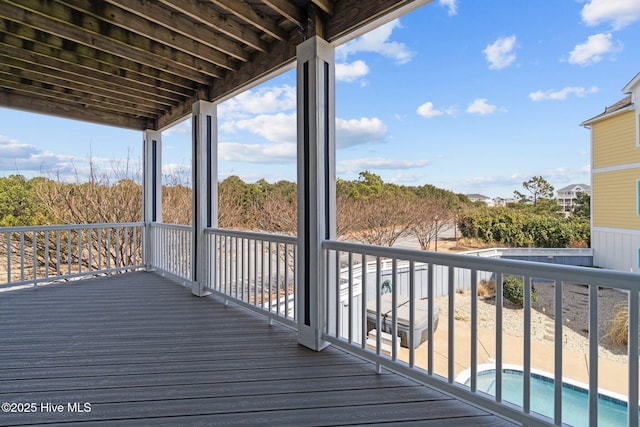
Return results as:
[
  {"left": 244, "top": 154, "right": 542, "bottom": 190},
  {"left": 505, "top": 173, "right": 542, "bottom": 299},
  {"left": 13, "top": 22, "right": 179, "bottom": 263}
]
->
[
  {"left": 149, "top": 223, "right": 192, "bottom": 232},
  {"left": 0, "top": 222, "right": 144, "bottom": 233},
  {"left": 206, "top": 227, "right": 298, "bottom": 244},
  {"left": 322, "top": 239, "right": 638, "bottom": 290},
  {"left": 462, "top": 247, "right": 594, "bottom": 256}
]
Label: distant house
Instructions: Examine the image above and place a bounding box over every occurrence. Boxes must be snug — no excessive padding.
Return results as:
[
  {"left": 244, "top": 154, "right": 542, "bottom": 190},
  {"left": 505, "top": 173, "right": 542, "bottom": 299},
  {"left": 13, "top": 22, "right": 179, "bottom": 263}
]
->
[
  {"left": 492, "top": 197, "right": 517, "bottom": 207},
  {"left": 466, "top": 194, "right": 494, "bottom": 207},
  {"left": 581, "top": 71, "right": 640, "bottom": 272},
  {"left": 556, "top": 184, "right": 591, "bottom": 214}
]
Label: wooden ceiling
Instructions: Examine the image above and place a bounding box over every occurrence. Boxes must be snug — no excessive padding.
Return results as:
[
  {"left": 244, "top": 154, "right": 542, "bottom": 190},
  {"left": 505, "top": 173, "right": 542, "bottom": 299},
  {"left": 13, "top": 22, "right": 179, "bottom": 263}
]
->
[{"left": 0, "top": 0, "right": 429, "bottom": 131}]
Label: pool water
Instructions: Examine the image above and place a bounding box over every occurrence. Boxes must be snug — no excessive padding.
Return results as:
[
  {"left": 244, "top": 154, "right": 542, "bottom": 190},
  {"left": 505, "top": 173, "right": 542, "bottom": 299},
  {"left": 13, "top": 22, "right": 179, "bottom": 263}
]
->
[{"left": 468, "top": 369, "right": 634, "bottom": 426}]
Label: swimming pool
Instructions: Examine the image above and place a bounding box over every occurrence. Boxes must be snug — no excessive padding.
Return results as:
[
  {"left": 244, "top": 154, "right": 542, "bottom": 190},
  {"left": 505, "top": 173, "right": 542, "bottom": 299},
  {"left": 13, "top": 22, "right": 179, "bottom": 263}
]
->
[{"left": 462, "top": 367, "right": 634, "bottom": 426}]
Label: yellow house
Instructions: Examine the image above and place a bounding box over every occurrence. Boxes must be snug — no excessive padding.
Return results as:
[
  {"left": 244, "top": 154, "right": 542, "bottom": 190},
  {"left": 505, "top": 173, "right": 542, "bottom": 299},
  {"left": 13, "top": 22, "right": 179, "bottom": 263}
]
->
[{"left": 582, "top": 72, "right": 640, "bottom": 272}]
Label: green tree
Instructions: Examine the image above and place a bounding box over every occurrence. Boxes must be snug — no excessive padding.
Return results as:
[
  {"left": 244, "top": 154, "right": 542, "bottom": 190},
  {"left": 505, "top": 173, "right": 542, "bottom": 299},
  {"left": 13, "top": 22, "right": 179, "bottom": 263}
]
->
[
  {"left": 514, "top": 176, "right": 555, "bottom": 207},
  {"left": 458, "top": 206, "right": 590, "bottom": 248},
  {"left": 348, "top": 171, "right": 385, "bottom": 199},
  {"left": 572, "top": 192, "right": 590, "bottom": 218},
  {"left": 0, "top": 175, "right": 45, "bottom": 226}
]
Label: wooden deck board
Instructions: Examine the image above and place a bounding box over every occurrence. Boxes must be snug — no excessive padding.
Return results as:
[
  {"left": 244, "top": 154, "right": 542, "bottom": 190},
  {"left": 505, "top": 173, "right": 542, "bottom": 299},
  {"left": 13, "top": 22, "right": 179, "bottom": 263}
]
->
[{"left": 0, "top": 272, "right": 516, "bottom": 426}]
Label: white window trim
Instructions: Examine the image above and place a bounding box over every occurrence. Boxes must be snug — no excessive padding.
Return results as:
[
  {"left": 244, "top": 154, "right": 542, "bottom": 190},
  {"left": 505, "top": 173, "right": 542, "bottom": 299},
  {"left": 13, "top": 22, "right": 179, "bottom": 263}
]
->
[
  {"left": 636, "top": 109, "right": 640, "bottom": 148},
  {"left": 638, "top": 179, "right": 640, "bottom": 216}
]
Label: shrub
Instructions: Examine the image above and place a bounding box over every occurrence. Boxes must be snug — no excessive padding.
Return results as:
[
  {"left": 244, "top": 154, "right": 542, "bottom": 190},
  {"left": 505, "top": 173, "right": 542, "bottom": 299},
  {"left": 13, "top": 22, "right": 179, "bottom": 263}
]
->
[
  {"left": 502, "top": 276, "right": 537, "bottom": 307},
  {"left": 605, "top": 303, "right": 628, "bottom": 347},
  {"left": 477, "top": 279, "right": 496, "bottom": 298}
]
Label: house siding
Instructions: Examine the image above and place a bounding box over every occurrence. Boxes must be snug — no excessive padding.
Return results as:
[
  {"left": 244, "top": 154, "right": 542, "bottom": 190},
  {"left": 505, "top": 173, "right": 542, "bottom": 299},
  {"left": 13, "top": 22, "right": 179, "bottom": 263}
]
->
[
  {"left": 592, "top": 228, "right": 640, "bottom": 272},
  {"left": 592, "top": 168, "right": 640, "bottom": 228},
  {"left": 592, "top": 110, "right": 638, "bottom": 169}
]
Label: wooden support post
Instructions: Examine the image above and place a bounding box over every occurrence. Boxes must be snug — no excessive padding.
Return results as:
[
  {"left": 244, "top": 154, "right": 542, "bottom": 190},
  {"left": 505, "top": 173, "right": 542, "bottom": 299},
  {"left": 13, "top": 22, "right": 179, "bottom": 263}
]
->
[
  {"left": 191, "top": 100, "right": 218, "bottom": 296},
  {"left": 143, "top": 129, "right": 162, "bottom": 271},
  {"left": 296, "top": 36, "right": 336, "bottom": 351}
]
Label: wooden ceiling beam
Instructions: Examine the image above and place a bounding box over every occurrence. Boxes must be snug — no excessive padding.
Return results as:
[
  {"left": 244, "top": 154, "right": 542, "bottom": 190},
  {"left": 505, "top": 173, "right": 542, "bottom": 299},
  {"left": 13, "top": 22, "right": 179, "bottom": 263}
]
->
[
  {"left": 0, "top": 1, "right": 218, "bottom": 83},
  {"left": 326, "top": 0, "right": 430, "bottom": 42},
  {"left": 0, "top": 90, "right": 149, "bottom": 130},
  {"left": 311, "top": 0, "right": 333, "bottom": 15},
  {"left": 105, "top": 0, "right": 250, "bottom": 62},
  {"left": 0, "top": 72, "right": 161, "bottom": 118},
  {"left": 207, "top": 0, "right": 287, "bottom": 41},
  {"left": 202, "top": 31, "right": 302, "bottom": 105},
  {"left": 158, "top": 0, "right": 269, "bottom": 52},
  {"left": 261, "top": 0, "right": 305, "bottom": 28},
  {"left": 0, "top": 24, "right": 195, "bottom": 100},
  {"left": 57, "top": 0, "right": 237, "bottom": 72},
  {"left": 0, "top": 60, "right": 171, "bottom": 114}
]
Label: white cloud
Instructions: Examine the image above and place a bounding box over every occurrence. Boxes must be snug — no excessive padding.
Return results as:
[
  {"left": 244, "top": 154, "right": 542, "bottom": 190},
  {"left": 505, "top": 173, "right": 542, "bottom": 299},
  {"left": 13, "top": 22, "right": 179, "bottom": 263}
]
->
[
  {"left": 0, "top": 135, "right": 76, "bottom": 173},
  {"left": 483, "top": 35, "right": 517, "bottom": 70},
  {"left": 581, "top": 0, "right": 640, "bottom": 30},
  {"left": 529, "top": 86, "right": 599, "bottom": 101},
  {"left": 336, "top": 117, "right": 387, "bottom": 148},
  {"left": 222, "top": 113, "right": 296, "bottom": 143},
  {"left": 338, "top": 157, "right": 429, "bottom": 174},
  {"left": 162, "top": 118, "right": 191, "bottom": 136},
  {"left": 390, "top": 172, "right": 425, "bottom": 184},
  {"left": 337, "top": 19, "right": 415, "bottom": 64},
  {"left": 219, "top": 142, "right": 296, "bottom": 164},
  {"left": 417, "top": 101, "right": 457, "bottom": 118},
  {"left": 466, "top": 98, "right": 499, "bottom": 115},
  {"left": 457, "top": 166, "right": 590, "bottom": 196},
  {"left": 219, "top": 85, "right": 296, "bottom": 119},
  {"left": 220, "top": 115, "right": 387, "bottom": 162},
  {"left": 439, "top": 0, "right": 458, "bottom": 16},
  {"left": 336, "top": 60, "right": 369, "bottom": 82},
  {"left": 417, "top": 102, "right": 443, "bottom": 118},
  {"left": 568, "top": 33, "right": 620, "bottom": 66}
]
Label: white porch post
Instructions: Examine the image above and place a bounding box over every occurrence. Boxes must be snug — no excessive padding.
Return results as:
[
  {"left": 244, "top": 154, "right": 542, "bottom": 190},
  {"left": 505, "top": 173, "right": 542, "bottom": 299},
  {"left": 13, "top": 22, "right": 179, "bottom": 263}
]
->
[
  {"left": 296, "top": 36, "right": 336, "bottom": 351},
  {"left": 191, "top": 100, "right": 218, "bottom": 296},
  {"left": 143, "top": 129, "right": 162, "bottom": 271}
]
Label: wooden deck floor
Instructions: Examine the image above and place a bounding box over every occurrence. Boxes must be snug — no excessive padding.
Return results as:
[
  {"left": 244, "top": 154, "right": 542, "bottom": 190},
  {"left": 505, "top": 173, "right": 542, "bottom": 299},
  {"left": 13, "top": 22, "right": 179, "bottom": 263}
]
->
[{"left": 0, "top": 272, "right": 515, "bottom": 426}]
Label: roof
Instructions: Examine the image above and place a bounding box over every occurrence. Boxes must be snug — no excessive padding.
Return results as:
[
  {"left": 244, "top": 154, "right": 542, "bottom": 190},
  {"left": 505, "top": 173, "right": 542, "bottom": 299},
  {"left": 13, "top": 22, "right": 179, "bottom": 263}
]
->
[
  {"left": 581, "top": 71, "right": 640, "bottom": 126},
  {"left": 580, "top": 95, "right": 633, "bottom": 126},
  {"left": 622, "top": 71, "right": 640, "bottom": 94},
  {"left": 0, "top": 0, "right": 429, "bottom": 131},
  {"left": 557, "top": 183, "right": 591, "bottom": 192},
  {"left": 466, "top": 193, "right": 490, "bottom": 200}
]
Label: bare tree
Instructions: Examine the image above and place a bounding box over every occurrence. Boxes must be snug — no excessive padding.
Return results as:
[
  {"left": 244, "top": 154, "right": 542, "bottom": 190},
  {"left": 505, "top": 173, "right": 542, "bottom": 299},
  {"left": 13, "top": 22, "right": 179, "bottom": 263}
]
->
[
  {"left": 162, "top": 165, "right": 192, "bottom": 225},
  {"left": 35, "top": 156, "right": 142, "bottom": 225},
  {"left": 352, "top": 191, "right": 413, "bottom": 246},
  {"left": 336, "top": 191, "right": 361, "bottom": 240},
  {"left": 409, "top": 198, "right": 453, "bottom": 250},
  {"left": 254, "top": 195, "right": 297, "bottom": 235},
  {"left": 31, "top": 156, "right": 143, "bottom": 271}
]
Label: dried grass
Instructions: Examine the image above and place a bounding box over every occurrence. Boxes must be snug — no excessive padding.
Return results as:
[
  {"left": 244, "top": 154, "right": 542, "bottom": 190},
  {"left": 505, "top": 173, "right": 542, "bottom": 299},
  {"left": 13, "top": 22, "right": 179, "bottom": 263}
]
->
[
  {"left": 477, "top": 279, "right": 496, "bottom": 298},
  {"left": 605, "top": 303, "right": 628, "bottom": 347}
]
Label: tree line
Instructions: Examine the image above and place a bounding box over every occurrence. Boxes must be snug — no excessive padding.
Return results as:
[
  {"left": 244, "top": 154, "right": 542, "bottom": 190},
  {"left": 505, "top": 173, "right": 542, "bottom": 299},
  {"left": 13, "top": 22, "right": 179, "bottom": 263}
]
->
[{"left": 0, "top": 169, "right": 590, "bottom": 249}]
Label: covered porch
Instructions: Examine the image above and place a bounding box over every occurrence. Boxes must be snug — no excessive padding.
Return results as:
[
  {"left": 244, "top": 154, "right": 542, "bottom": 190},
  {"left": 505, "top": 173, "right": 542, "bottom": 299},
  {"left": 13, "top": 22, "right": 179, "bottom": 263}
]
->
[
  {"left": 2, "top": 1, "right": 640, "bottom": 426},
  {"left": 0, "top": 271, "right": 511, "bottom": 426}
]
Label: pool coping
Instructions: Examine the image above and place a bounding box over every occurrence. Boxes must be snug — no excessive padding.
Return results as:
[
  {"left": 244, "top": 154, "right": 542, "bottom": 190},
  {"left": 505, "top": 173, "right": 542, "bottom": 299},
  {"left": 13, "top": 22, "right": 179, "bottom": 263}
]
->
[{"left": 454, "top": 363, "right": 632, "bottom": 406}]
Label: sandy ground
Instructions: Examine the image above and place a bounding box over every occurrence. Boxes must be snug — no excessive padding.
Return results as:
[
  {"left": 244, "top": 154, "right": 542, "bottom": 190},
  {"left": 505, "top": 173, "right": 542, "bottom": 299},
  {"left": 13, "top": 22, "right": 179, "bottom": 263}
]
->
[
  {"left": 430, "top": 237, "right": 630, "bottom": 367},
  {"left": 435, "top": 285, "right": 629, "bottom": 364}
]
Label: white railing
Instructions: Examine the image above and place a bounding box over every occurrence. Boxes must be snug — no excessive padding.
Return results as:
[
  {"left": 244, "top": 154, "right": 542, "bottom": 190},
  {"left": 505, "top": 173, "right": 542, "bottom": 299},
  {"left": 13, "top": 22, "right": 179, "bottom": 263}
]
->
[
  {"left": 322, "top": 240, "right": 639, "bottom": 427},
  {"left": 464, "top": 247, "right": 593, "bottom": 258},
  {"left": 149, "top": 223, "right": 192, "bottom": 282},
  {"left": 0, "top": 222, "right": 144, "bottom": 288},
  {"left": 204, "top": 228, "right": 297, "bottom": 328},
  {"left": 6, "top": 222, "right": 638, "bottom": 426}
]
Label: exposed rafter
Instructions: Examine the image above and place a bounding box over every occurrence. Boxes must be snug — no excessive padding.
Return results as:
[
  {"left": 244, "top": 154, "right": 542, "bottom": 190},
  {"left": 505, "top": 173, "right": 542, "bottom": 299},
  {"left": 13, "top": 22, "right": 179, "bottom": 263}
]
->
[{"left": 0, "top": 0, "right": 431, "bottom": 130}]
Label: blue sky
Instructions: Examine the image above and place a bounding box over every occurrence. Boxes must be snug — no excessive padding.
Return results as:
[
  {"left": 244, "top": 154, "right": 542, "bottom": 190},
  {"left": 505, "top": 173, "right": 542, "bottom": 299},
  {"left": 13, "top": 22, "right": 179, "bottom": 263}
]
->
[{"left": 1, "top": 0, "right": 640, "bottom": 198}]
